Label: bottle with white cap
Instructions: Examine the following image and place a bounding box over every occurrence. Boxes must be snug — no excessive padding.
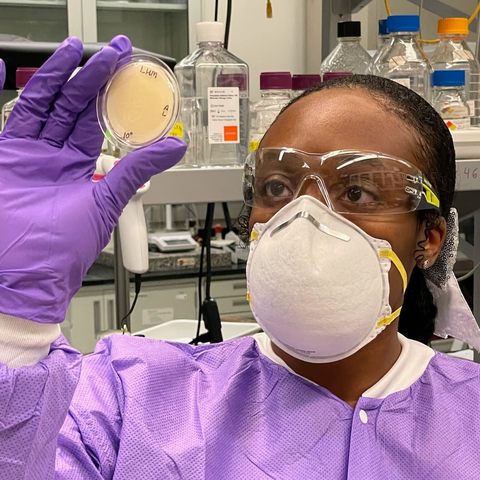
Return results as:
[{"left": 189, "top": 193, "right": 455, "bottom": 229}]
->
[{"left": 174, "top": 21, "right": 249, "bottom": 167}]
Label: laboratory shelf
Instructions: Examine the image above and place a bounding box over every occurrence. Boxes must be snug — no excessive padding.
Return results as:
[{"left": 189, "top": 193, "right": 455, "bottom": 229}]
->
[
  {"left": 143, "top": 166, "right": 244, "bottom": 205},
  {"left": 141, "top": 131, "right": 480, "bottom": 205},
  {"left": 97, "top": 1, "right": 187, "bottom": 11},
  {"left": 142, "top": 160, "right": 480, "bottom": 206},
  {"left": 0, "top": 0, "right": 65, "bottom": 6}
]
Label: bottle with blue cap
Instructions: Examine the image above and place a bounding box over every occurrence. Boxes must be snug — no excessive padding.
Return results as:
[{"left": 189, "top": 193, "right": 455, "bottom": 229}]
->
[
  {"left": 432, "top": 70, "right": 470, "bottom": 130},
  {"left": 430, "top": 18, "right": 480, "bottom": 128},
  {"left": 373, "top": 15, "right": 431, "bottom": 101},
  {"left": 372, "top": 19, "right": 390, "bottom": 66}
]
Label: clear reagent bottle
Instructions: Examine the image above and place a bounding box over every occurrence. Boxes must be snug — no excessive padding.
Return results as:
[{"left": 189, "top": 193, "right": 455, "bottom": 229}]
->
[
  {"left": 174, "top": 21, "right": 249, "bottom": 167},
  {"left": 374, "top": 15, "right": 431, "bottom": 101},
  {"left": 432, "top": 69, "right": 470, "bottom": 131},
  {"left": 320, "top": 21, "right": 372, "bottom": 77},
  {"left": 250, "top": 72, "right": 292, "bottom": 152}
]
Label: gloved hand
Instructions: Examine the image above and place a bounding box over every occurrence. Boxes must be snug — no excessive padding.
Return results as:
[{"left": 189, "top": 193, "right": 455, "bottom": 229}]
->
[{"left": 0, "top": 36, "right": 187, "bottom": 324}]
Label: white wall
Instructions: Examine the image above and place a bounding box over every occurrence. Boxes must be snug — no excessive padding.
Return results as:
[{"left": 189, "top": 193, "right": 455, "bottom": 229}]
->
[{"left": 196, "top": 0, "right": 307, "bottom": 101}]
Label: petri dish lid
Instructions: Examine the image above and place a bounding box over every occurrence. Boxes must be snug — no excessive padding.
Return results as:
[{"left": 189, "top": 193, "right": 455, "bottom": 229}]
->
[{"left": 97, "top": 54, "right": 180, "bottom": 150}]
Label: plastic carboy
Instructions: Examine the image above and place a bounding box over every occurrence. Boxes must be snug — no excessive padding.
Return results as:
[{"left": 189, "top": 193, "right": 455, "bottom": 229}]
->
[{"left": 174, "top": 21, "right": 249, "bottom": 167}]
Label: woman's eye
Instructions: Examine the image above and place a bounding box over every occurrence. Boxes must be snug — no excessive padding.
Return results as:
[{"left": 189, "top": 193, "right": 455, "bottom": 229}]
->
[
  {"left": 344, "top": 185, "right": 378, "bottom": 203},
  {"left": 265, "top": 180, "right": 292, "bottom": 198}
]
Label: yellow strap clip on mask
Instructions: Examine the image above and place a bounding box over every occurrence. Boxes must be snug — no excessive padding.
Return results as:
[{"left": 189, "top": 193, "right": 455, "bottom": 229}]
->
[{"left": 376, "top": 249, "right": 408, "bottom": 328}]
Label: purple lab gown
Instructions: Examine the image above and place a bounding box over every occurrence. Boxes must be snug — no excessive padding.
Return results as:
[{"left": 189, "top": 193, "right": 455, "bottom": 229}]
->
[{"left": 1, "top": 333, "right": 480, "bottom": 479}]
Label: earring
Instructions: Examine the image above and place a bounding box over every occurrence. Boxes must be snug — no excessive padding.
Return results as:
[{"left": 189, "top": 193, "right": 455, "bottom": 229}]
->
[{"left": 423, "top": 259, "right": 429, "bottom": 270}]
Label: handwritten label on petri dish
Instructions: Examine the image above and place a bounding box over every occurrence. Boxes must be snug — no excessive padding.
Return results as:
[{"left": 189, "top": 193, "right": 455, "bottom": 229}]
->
[
  {"left": 106, "top": 61, "right": 175, "bottom": 146},
  {"left": 139, "top": 66, "right": 158, "bottom": 79}
]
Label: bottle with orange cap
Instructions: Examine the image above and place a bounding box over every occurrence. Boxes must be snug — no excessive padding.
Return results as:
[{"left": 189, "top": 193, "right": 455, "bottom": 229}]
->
[{"left": 430, "top": 18, "right": 479, "bottom": 127}]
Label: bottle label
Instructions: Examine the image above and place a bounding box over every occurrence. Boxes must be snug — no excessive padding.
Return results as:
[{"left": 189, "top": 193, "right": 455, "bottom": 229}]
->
[
  {"left": 392, "top": 78, "right": 411, "bottom": 88},
  {"left": 444, "top": 118, "right": 470, "bottom": 130},
  {"left": 170, "top": 122, "right": 184, "bottom": 137},
  {"left": 250, "top": 140, "right": 260, "bottom": 152},
  {"left": 207, "top": 87, "right": 240, "bottom": 144}
]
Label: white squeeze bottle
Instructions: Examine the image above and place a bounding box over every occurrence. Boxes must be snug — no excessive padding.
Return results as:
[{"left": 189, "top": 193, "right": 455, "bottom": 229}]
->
[{"left": 174, "top": 21, "right": 249, "bottom": 167}]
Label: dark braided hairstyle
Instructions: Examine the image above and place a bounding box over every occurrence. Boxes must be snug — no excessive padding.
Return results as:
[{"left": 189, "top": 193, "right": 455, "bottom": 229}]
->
[{"left": 239, "top": 75, "right": 456, "bottom": 345}]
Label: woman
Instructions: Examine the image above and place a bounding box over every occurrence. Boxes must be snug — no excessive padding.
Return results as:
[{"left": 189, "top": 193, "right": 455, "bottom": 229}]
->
[{"left": 1, "top": 37, "right": 479, "bottom": 479}]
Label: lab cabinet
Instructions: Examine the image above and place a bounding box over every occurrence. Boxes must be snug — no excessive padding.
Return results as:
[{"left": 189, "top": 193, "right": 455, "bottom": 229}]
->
[
  {"left": 209, "top": 277, "right": 247, "bottom": 298},
  {"left": 104, "top": 281, "right": 197, "bottom": 333},
  {"left": 63, "top": 274, "right": 251, "bottom": 354},
  {"left": 62, "top": 292, "right": 104, "bottom": 354},
  {"left": 0, "top": 0, "right": 198, "bottom": 60},
  {"left": 0, "top": 1, "right": 70, "bottom": 42}
]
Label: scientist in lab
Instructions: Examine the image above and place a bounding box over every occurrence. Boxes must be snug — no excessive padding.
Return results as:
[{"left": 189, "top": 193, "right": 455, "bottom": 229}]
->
[{"left": 1, "top": 36, "right": 480, "bottom": 479}]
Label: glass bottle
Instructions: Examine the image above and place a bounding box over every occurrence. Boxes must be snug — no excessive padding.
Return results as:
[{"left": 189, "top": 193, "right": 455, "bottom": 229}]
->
[
  {"left": 323, "top": 72, "right": 353, "bottom": 82},
  {"left": 432, "top": 70, "right": 470, "bottom": 130},
  {"left": 174, "top": 21, "right": 249, "bottom": 167},
  {"left": 372, "top": 19, "right": 390, "bottom": 66},
  {"left": 430, "top": 18, "right": 480, "bottom": 127},
  {"left": 2, "top": 67, "right": 38, "bottom": 130},
  {"left": 292, "top": 74, "right": 321, "bottom": 97},
  {"left": 320, "top": 21, "right": 372, "bottom": 77},
  {"left": 374, "top": 15, "right": 431, "bottom": 101},
  {"left": 249, "top": 72, "right": 292, "bottom": 152}
]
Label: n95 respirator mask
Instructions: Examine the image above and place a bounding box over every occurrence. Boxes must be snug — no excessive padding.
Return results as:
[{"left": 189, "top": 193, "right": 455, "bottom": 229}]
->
[{"left": 246, "top": 196, "right": 407, "bottom": 363}]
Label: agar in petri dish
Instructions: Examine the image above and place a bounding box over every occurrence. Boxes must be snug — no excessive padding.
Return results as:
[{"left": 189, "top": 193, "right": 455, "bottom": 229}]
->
[{"left": 97, "top": 55, "right": 180, "bottom": 150}]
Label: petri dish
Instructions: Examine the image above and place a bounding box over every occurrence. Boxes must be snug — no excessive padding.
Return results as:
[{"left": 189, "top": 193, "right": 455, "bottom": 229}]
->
[{"left": 97, "top": 55, "right": 180, "bottom": 150}]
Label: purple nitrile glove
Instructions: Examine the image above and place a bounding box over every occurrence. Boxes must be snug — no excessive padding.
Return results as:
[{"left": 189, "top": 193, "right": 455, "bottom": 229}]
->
[{"left": 0, "top": 36, "right": 187, "bottom": 324}]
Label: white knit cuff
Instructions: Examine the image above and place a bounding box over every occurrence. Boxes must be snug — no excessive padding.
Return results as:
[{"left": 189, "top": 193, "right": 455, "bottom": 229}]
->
[{"left": 0, "top": 313, "right": 61, "bottom": 368}]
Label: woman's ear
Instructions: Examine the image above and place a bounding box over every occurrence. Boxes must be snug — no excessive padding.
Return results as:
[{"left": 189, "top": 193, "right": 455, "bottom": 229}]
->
[{"left": 414, "top": 216, "right": 447, "bottom": 270}]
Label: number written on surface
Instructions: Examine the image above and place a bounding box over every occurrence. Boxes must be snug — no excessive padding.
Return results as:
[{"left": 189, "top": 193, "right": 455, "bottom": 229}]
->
[{"left": 463, "top": 167, "right": 478, "bottom": 179}]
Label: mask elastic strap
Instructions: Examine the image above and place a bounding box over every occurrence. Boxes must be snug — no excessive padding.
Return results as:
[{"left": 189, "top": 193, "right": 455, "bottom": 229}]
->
[{"left": 376, "top": 249, "right": 408, "bottom": 329}]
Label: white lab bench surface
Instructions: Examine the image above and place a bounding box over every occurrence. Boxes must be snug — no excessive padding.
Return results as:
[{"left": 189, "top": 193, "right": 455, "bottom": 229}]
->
[{"left": 135, "top": 319, "right": 260, "bottom": 344}]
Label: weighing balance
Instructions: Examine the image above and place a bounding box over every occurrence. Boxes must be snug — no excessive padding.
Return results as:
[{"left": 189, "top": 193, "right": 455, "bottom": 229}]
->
[{"left": 148, "top": 231, "right": 198, "bottom": 253}]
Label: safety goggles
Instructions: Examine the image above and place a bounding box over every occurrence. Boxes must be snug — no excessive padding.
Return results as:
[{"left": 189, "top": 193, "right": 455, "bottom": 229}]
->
[{"left": 243, "top": 148, "right": 441, "bottom": 215}]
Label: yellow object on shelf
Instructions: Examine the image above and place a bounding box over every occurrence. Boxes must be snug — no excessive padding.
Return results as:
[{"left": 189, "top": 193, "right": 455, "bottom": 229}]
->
[
  {"left": 170, "top": 123, "right": 184, "bottom": 138},
  {"left": 266, "top": 0, "right": 272, "bottom": 18}
]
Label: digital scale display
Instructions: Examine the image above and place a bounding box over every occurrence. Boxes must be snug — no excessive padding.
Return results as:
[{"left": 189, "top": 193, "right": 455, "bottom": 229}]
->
[{"left": 164, "top": 239, "right": 192, "bottom": 246}]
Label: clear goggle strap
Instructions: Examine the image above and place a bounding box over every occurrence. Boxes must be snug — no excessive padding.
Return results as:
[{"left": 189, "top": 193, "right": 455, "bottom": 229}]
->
[{"left": 376, "top": 249, "right": 408, "bottom": 329}]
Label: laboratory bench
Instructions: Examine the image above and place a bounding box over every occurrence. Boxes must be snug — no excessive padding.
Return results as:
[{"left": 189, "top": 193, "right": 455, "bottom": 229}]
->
[
  {"left": 83, "top": 261, "right": 246, "bottom": 286},
  {"left": 63, "top": 262, "right": 251, "bottom": 354}
]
